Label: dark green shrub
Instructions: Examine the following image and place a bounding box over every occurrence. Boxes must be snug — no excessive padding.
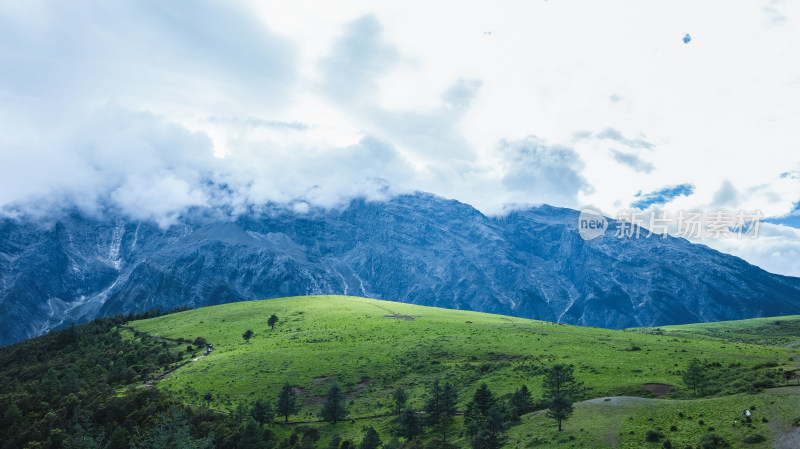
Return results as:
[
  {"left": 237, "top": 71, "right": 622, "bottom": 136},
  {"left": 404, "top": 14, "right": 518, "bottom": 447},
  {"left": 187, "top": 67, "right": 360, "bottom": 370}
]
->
[
  {"left": 743, "top": 434, "right": 766, "bottom": 444},
  {"left": 698, "top": 433, "right": 729, "bottom": 449},
  {"left": 646, "top": 429, "right": 664, "bottom": 442}
]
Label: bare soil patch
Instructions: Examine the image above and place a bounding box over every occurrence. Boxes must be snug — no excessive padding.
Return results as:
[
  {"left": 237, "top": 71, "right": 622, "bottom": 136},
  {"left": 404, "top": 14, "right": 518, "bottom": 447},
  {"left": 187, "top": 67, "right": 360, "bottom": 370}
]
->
[{"left": 642, "top": 383, "right": 673, "bottom": 398}]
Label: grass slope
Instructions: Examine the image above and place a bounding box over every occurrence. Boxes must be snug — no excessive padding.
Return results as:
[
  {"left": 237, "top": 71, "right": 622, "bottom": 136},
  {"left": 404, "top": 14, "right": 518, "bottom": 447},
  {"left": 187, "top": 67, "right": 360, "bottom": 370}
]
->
[
  {"left": 130, "top": 295, "right": 800, "bottom": 448},
  {"left": 630, "top": 315, "right": 800, "bottom": 347}
]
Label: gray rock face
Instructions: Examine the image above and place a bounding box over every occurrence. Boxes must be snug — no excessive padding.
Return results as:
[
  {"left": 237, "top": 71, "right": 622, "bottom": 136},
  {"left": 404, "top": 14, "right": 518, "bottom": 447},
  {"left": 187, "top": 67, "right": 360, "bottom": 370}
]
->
[{"left": 2, "top": 193, "right": 799, "bottom": 345}]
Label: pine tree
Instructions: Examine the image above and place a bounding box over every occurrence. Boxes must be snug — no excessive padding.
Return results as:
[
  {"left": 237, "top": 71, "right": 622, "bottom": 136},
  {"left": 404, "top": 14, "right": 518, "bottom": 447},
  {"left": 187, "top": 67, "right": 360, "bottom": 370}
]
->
[
  {"left": 682, "top": 358, "right": 706, "bottom": 397},
  {"left": 472, "top": 383, "right": 496, "bottom": 416},
  {"left": 425, "top": 379, "right": 443, "bottom": 428},
  {"left": 547, "top": 395, "right": 573, "bottom": 431},
  {"left": 358, "top": 427, "right": 381, "bottom": 449},
  {"left": 542, "top": 364, "right": 583, "bottom": 402},
  {"left": 509, "top": 385, "right": 533, "bottom": 419},
  {"left": 268, "top": 314, "right": 279, "bottom": 330},
  {"left": 392, "top": 387, "right": 408, "bottom": 415},
  {"left": 320, "top": 382, "right": 348, "bottom": 424},
  {"left": 543, "top": 365, "right": 580, "bottom": 432},
  {"left": 39, "top": 368, "right": 61, "bottom": 400},
  {"left": 471, "top": 404, "right": 507, "bottom": 449},
  {"left": 61, "top": 368, "right": 83, "bottom": 395},
  {"left": 327, "top": 434, "right": 342, "bottom": 449},
  {"left": 233, "top": 402, "right": 249, "bottom": 424},
  {"left": 250, "top": 399, "right": 274, "bottom": 427},
  {"left": 108, "top": 426, "right": 128, "bottom": 449},
  {"left": 238, "top": 417, "right": 265, "bottom": 449},
  {"left": 3, "top": 403, "right": 22, "bottom": 426},
  {"left": 425, "top": 380, "right": 457, "bottom": 446},
  {"left": 463, "top": 401, "right": 482, "bottom": 437},
  {"left": 397, "top": 407, "right": 420, "bottom": 440},
  {"left": 277, "top": 383, "right": 298, "bottom": 423}
]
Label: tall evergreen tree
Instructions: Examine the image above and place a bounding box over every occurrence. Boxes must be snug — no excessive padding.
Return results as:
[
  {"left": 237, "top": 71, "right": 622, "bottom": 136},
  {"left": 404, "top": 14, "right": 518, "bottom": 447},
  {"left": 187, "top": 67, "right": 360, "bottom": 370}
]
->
[
  {"left": 471, "top": 404, "right": 507, "bottom": 449},
  {"left": 39, "top": 368, "right": 61, "bottom": 400},
  {"left": 392, "top": 387, "right": 408, "bottom": 415},
  {"left": 397, "top": 407, "right": 421, "bottom": 440},
  {"left": 327, "top": 435, "right": 342, "bottom": 449},
  {"left": 463, "top": 401, "right": 482, "bottom": 438},
  {"left": 277, "top": 383, "right": 298, "bottom": 423},
  {"left": 547, "top": 395, "right": 573, "bottom": 432},
  {"left": 542, "top": 364, "right": 583, "bottom": 402},
  {"left": 472, "top": 383, "right": 496, "bottom": 417},
  {"left": 250, "top": 399, "right": 274, "bottom": 427},
  {"left": 358, "top": 427, "right": 381, "bottom": 449},
  {"left": 425, "top": 379, "right": 458, "bottom": 447},
  {"left": 542, "top": 365, "right": 581, "bottom": 432},
  {"left": 107, "top": 425, "right": 128, "bottom": 449},
  {"left": 238, "top": 417, "right": 265, "bottom": 449},
  {"left": 682, "top": 358, "right": 706, "bottom": 397},
  {"left": 232, "top": 402, "right": 249, "bottom": 424},
  {"left": 464, "top": 383, "right": 496, "bottom": 438},
  {"left": 3, "top": 403, "right": 22, "bottom": 426},
  {"left": 509, "top": 385, "right": 534, "bottom": 420},
  {"left": 320, "top": 382, "right": 348, "bottom": 424},
  {"left": 268, "top": 314, "right": 279, "bottom": 330}
]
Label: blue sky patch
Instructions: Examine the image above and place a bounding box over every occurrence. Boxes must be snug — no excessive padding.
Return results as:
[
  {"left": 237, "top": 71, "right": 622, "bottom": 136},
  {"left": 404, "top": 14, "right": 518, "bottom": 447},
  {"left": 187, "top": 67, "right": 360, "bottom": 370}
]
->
[{"left": 631, "top": 183, "right": 695, "bottom": 209}]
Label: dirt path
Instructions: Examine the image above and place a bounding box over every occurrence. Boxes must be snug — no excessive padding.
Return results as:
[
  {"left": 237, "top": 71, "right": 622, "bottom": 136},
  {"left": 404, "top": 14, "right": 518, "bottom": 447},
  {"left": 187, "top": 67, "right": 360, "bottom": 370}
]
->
[
  {"left": 117, "top": 325, "right": 213, "bottom": 388},
  {"left": 774, "top": 427, "right": 800, "bottom": 449},
  {"left": 581, "top": 396, "right": 656, "bottom": 406}
]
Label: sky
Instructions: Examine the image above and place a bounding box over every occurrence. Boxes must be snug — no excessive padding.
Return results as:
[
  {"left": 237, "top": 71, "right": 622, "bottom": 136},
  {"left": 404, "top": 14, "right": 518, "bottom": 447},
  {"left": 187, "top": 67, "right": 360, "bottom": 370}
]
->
[{"left": 1, "top": 0, "right": 800, "bottom": 276}]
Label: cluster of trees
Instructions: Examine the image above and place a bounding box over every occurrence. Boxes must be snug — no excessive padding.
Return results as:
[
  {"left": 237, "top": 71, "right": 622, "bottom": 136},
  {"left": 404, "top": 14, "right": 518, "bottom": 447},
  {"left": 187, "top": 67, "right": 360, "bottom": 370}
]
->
[
  {"left": 227, "top": 364, "right": 583, "bottom": 449},
  {"left": 0, "top": 316, "right": 225, "bottom": 448},
  {"left": 243, "top": 315, "right": 280, "bottom": 342},
  {"left": 367, "top": 364, "right": 582, "bottom": 449}
]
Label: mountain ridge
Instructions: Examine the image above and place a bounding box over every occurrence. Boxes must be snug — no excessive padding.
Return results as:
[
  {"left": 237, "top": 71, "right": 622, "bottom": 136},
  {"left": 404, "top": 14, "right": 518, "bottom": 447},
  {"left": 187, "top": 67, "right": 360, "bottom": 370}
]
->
[{"left": 1, "top": 192, "right": 799, "bottom": 345}]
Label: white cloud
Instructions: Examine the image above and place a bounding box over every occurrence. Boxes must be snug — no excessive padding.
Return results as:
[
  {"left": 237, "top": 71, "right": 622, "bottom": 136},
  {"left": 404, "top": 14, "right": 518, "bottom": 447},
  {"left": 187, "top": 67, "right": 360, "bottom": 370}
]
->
[{"left": 1, "top": 0, "right": 800, "bottom": 275}]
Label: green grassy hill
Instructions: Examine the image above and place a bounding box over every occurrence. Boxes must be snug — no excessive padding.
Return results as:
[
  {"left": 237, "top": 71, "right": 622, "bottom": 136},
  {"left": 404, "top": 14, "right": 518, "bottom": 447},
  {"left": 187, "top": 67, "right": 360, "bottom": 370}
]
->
[
  {"left": 629, "top": 315, "right": 800, "bottom": 347},
  {"left": 127, "top": 295, "right": 800, "bottom": 449}
]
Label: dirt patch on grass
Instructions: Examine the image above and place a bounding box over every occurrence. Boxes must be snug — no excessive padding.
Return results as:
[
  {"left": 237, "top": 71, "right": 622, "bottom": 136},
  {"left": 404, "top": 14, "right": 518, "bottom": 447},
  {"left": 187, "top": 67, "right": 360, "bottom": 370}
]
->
[
  {"left": 642, "top": 383, "right": 673, "bottom": 398},
  {"left": 312, "top": 375, "right": 330, "bottom": 383},
  {"left": 384, "top": 314, "right": 415, "bottom": 321},
  {"left": 292, "top": 386, "right": 306, "bottom": 395},
  {"left": 357, "top": 378, "right": 374, "bottom": 389},
  {"left": 346, "top": 378, "right": 378, "bottom": 399}
]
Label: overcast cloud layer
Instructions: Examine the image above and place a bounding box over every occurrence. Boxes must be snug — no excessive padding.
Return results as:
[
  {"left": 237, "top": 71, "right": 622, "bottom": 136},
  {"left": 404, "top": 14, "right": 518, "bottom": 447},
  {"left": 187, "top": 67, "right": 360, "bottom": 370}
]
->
[{"left": 1, "top": 0, "right": 800, "bottom": 276}]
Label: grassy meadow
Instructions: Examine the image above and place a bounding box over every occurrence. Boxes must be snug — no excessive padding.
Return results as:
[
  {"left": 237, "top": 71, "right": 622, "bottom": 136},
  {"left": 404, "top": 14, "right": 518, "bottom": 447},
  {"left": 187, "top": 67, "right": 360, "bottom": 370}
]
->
[{"left": 128, "top": 295, "right": 800, "bottom": 448}]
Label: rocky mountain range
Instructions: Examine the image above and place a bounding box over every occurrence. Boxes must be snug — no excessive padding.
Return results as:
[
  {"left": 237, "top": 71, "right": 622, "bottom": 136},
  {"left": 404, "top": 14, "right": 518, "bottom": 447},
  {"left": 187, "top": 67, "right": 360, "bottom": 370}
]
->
[{"left": 2, "top": 192, "right": 799, "bottom": 345}]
